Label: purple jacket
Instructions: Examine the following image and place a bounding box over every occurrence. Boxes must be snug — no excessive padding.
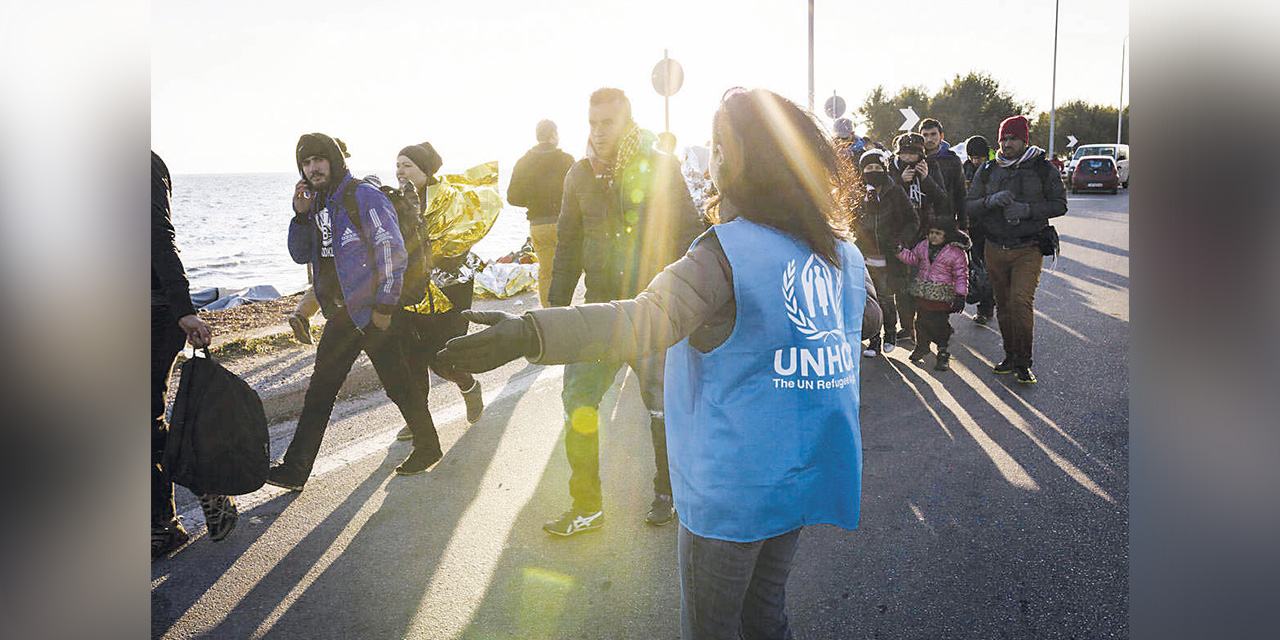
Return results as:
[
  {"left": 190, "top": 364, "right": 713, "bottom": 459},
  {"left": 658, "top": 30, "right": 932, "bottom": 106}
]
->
[
  {"left": 897, "top": 239, "right": 970, "bottom": 298},
  {"left": 288, "top": 172, "right": 407, "bottom": 329}
]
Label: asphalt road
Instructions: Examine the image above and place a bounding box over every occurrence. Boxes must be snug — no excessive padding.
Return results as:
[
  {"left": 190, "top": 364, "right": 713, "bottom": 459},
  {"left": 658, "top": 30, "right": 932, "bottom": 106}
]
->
[{"left": 152, "top": 190, "right": 1129, "bottom": 639}]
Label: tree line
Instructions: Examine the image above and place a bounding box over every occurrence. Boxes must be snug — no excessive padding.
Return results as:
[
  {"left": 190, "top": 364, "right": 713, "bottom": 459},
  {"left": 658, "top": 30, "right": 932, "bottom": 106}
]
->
[{"left": 856, "top": 72, "right": 1129, "bottom": 158}]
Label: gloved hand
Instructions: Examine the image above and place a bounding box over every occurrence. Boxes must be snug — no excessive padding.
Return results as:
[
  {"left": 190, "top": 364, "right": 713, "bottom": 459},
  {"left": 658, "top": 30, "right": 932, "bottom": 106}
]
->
[
  {"left": 1002, "top": 201, "right": 1031, "bottom": 224},
  {"left": 435, "top": 310, "right": 539, "bottom": 373},
  {"left": 984, "top": 190, "right": 1014, "bottom": 209},
  {"left": 950, "top": 294, "right": 966, "bottom": 313}
]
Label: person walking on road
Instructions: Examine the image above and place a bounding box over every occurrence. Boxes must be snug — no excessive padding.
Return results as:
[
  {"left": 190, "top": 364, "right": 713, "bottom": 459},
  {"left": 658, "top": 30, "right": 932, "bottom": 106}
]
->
[
  {"left": 897, "top": 217, "right": 970, "bottom": 371},
  {"left": 266, "top": 133, "right": 445, "bottom": 490},
  {"left": 888, "top": 132, "right": 950, "bottom": 344},
  {"left": 392, "top": 141, "right": 485, "bottom": 438},
  {"left": 964, "top": 115, "right": 1067, "bottom": 384},
  {"left": 507, "top": 120, "right": 575, "bottom": 309},
  {"left": 962, "top": 135, "right": 997, "bottom": 324},
  {"left": 543, "top": 87, "right": 705, "bottom": 535},
  {"left": 152, "top": 151, "right": 238, "bottom": 560},
  {"left": 436, "top": 88, "right": 875, "bottom": 640},
  {"left": 852, "top": 149, "right": 918, "bottom": 357}
]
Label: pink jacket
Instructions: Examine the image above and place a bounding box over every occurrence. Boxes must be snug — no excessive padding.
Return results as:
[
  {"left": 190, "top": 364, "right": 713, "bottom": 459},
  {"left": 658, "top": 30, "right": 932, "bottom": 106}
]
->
[{"left": 897, "top": 239, "right": 969, "bottom": 297}]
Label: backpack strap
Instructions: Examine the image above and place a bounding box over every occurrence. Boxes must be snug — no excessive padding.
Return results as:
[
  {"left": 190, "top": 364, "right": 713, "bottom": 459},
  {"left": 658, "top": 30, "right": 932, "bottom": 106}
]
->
[{"left": 341, "top": 179, "right": 365, "bottom": 236}]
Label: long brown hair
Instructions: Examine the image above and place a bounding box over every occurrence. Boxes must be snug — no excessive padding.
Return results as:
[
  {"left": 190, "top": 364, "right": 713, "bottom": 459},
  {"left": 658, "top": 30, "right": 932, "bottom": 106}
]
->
[{"left": 712, "top": 89, "right": 853, "bottom": 266}]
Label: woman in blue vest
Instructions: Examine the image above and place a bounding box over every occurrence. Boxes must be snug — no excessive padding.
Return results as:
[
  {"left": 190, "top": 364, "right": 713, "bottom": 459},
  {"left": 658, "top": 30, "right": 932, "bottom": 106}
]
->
[{"left": 437, "top": 88, "right": 876, "bottom": 640}]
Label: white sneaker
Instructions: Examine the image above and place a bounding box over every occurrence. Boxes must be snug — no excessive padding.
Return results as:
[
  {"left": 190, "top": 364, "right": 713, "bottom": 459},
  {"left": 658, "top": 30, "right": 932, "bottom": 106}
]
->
[
  {"left": 883, "top": 342, "right": 896, "bottom": 353},
  {"left": 862, "top": 346, "right": 878, "bottom": 357}
]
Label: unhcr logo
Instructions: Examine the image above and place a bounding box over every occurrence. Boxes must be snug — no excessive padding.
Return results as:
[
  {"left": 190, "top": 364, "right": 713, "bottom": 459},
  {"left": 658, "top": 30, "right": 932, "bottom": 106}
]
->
[{"left": 774, "top": 255, "right": 855, "bottom": 384}]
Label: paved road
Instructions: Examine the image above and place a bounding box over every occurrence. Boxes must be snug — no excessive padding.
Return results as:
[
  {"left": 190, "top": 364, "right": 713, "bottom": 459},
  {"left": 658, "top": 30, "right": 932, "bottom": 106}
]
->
[{"left": 153, "top": 191, "right": 1129, "bottom": 639}]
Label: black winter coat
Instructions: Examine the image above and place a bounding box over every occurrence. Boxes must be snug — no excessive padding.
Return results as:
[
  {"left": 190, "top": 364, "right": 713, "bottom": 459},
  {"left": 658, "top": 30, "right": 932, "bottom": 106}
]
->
[
  {"left": 151, "top": 152, "right": 197, "bottom": 319},
  {"left": 852, "top": 183, "right": 919, "bottom": 259},
  {"left": 508, "top": 142, "right": 575, "bottom": 225},
  {"left": 889, "top": 157, "right": 953, "bottom": 235},
  {"left": 964, "top": 154, "right": 1067, "bottom": 247}
]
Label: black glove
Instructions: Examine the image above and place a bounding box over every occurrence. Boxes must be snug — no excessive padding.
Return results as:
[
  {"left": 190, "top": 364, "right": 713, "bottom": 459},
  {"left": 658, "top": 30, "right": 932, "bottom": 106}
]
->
[
  {"left": 435, "top": 310, "right": 539, "bottom": 373},
  {"left": 950, "top": 294, "right": 966, "bottom": 313},
  {"left": 1002, "top": 201, "right": 1030, "bottom": 224},
  {"left": 984, "top": 190, "right": 1014, "bottom": 209}
]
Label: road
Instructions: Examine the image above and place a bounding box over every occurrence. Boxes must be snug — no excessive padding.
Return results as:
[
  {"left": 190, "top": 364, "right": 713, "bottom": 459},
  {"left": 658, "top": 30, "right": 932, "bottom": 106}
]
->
[{"left": 153, "top": 190, "right": 1129, "bottom": 639}]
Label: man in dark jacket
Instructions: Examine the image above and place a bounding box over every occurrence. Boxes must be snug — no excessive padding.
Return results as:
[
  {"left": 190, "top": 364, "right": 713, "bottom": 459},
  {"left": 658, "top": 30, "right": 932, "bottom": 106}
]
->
[
  {"left": 889, "top": 132, "right": 951, "bottom": 343},
  {"left": 508, "top": 119, "right": 574, "bottom": 308},
  {"left": 267, "top": 133, "right": 443, "bottom": 489},
  {"left": 965, "top": 115, "right": 1067, "bottom": 384},
  {"left": 961, "top": 135, "right": 996, "bottom": 323},
  {"left": 546, "top": 88, "right": 704, "bottom": 536},
  {"left": 919, "top": 117, "right": 968, "bottom": 230},
  {"left": 151, "top": 151, "right": 237, "bottom": 561}
]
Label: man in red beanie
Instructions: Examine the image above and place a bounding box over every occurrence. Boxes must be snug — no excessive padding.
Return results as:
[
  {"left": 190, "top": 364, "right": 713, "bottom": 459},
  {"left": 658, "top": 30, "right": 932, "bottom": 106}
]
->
[{"left": 963, "top": 115, "right": 1067, "bottom": 384}]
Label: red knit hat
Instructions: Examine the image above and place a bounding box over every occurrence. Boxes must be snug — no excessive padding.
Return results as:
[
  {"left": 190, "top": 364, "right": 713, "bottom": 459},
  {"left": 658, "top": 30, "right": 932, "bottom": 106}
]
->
[{"left": 998, "top": 115, "right": 1030, "bottom": 144}]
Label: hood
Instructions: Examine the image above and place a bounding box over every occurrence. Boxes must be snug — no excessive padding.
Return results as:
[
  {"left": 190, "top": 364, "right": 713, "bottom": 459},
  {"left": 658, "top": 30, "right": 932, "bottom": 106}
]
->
[
  {"left": 930, "top": 140, "right": 958, "bottom": 159},
  {"left": 947, "top": 229, "right": 972, "bottom": 251}
]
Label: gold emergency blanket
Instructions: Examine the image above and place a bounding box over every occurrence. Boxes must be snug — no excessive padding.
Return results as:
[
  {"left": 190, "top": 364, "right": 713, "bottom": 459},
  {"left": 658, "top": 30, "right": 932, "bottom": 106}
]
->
[{"left": 403, "top": 161, "right": 500, "bottom": 315}]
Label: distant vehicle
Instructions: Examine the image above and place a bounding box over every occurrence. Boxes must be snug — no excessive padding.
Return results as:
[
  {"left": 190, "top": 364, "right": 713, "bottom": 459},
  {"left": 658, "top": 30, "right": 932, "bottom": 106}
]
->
[
  {"left": 1066, "top": 143, "right": 1128, "bottom": 188},
  {"left": 1070, "top": 155, "right": 1120, "bottom": 195}
]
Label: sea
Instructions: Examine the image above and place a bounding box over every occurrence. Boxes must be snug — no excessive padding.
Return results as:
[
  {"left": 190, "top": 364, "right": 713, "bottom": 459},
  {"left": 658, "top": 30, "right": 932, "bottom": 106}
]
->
[{"left": 171, "top": 171, "right": 534, "bottom": 295}]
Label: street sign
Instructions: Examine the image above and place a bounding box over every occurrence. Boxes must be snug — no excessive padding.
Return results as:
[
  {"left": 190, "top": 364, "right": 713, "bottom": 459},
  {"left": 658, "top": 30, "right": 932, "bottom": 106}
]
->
[
  {"left": 1066, "top": 134, "right": 1078, "bottom": 148},
  {"left": 833, "top": 118, "right": 853, "bottom": 138},
  {"left": 898, "top": 106, "right": 920, "bottom": 131},
  {"left": 824, "top": 95, "right": 846, "bottom": 119},
  {"left": 651, "top": 58, "right": 684, "bottom": 97}
]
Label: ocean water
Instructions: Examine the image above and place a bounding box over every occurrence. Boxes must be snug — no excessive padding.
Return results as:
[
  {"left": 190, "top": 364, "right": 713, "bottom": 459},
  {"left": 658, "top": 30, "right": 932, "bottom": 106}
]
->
[{"left": 171, "top": 171, "right": 535, "bottom": 294}]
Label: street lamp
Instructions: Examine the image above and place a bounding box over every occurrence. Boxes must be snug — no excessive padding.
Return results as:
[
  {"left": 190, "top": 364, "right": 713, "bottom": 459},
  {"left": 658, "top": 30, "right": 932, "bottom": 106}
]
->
[
  {"left": 1048, "top": 0, "right": 1060, "bottom": 160},
  {"left": 808, "top": 0, "right": 814, "bottom": 112},
  {"left": 1117, "top": 34, "right": 1129, "bottom": 145}
]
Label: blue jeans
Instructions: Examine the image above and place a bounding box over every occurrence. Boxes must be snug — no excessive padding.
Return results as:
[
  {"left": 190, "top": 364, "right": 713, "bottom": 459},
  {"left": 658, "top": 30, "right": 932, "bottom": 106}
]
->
[{"left": 678, "top": 524, "right": 802, "bottom": 640}]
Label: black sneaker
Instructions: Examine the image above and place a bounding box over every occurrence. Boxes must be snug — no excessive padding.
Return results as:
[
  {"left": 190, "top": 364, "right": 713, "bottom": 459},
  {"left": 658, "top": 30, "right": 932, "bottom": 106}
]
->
[
  {"left": 396, "top": 424, "right": 413, "bottom": 441},
  {"left": 1015, "top": 366, "right": 1037, "bottom": 384},
  {"left": 288, "top": 313, "right": 312, "bottom": 345},
  {"left": 908, "top": 346, "right": 929, "bottom": 364},
  {"left": 645, "top": 494, "right": 676, "bottom": 527},
  {"left": 897, "top": 327, "right": 915, "bottom": 345},
  {"left": 198, "top": 494, "right": 239, "bottom": 542},
  {"left": 934, "top": 351, "right": 951, "bottom": 371},
  {"left": 542, "top": 508, "right": 605, "bottom": 537},
  {"left": 395, "top": 447, "right": 443, "bottom": 475},
  {"left": 265, "top": 463, "right": 307, "bottom": 492},
  {"left": 152, "top": 520, "right": 190, "bottom": 562},
  {"left": 973, "top": 313, "right": 991, "bottom": 325},
  {"left": 992, "top": 358, "right": 1015, "bottom": 375},
  {"left": 862, "top": 336, "right": 881, "bottom": 358},
  {"left": 462, "top": 380, "right": 484, "bottom": 424}
]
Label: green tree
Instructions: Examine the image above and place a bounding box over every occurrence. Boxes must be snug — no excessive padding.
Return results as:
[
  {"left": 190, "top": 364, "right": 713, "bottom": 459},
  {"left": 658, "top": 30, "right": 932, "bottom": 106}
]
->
[
  {"left": 857, "top": 85, "right": 931, "bottom": 146},
  {"left": 1031, "top": 101, "right": 1129, "bottom": 158},
  {"left": 925, "top": 72, "right": 1035, "bottom": 145}
]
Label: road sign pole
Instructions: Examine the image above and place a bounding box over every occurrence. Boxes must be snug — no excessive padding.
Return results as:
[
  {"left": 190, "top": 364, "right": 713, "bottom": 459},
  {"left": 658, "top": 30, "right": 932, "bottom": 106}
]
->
[
  {"left": 1117, "top": 34, "right": 1128, "bottom": 145},
  {"left": 808, "top": 0, "right": 814, "bottom": 113},
  {"left": 664, "top": 49, "right": 670, "bottom": 132},
  {"left": 1049, "top": 0, "right": 1059, "bottom": 160}
]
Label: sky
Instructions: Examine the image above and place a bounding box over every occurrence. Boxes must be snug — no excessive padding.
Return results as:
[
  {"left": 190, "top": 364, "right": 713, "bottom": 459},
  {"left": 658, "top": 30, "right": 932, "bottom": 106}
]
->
[{"left": 152, "top": 0, "right": 1130, "bottom": 177}]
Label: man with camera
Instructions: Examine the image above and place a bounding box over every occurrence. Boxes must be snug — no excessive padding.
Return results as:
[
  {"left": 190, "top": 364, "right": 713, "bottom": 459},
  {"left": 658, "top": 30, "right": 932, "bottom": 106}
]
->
[
  {"left": 888, "top": 131, "right": 952, "bottom": 343},
  {"left": 267, "top": 133, "right": 445, "bottom": 490},
  {"left": 964, "top": 115, "right": 1067, "bottom": 384}
]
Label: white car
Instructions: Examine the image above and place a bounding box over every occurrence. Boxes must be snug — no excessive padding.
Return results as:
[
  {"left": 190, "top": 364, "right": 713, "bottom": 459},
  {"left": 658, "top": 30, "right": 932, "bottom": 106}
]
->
[{"left": 1066, "top": 143, "right": 1128, "bottom": 188}]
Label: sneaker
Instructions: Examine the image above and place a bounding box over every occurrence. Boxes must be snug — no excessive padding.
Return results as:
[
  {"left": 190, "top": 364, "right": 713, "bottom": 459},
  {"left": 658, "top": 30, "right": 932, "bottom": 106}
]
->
[
  {"left": 462, "top": 380, "right": 484, "bottom": 424},
  {"left": 992, "top": 358, "right": 1015, "bottom": 375},
  {"left": 934, "top": 351, "right": 951, "bottom": 371},
  {"left": 882, "top": 332, "right": 897, "bottom": 353},
  {"left": 152, "top": 520, "right": 190, "bottom": 562},
  {"left": 288, "top": 313, "right": 312, "bottom": 345},
  {"left": 862, "top": 336, "right": 881, "bottom": 358},
  {"left": 1015, "top": 366, "right": 1037, "bottom": 384},
  {"left": 396, "top": 424, "right": 413, "bottom": 441},
  {"left": 542, "top": 508, "right": 605, "bottom": 537},
  {"left": 897, "top": 328, "right": 915, "bottom": 344},
  {"left": 395, "top": 447, "right": 443, "bottom": 475},
  {"left": 265, "top": 463, "right": 307, "bottom": 492},
  {"left": 198, "top": 494, "right": 239, "bottom": 542},
  {"left": 908, "top": 348, "right": 928, "bottom": 364},
  {"left": 973, "top": 313, "right": 990, "bottom": 325},
  {"left": 645, "top": 494, "right": 676, "bottom": 526}
]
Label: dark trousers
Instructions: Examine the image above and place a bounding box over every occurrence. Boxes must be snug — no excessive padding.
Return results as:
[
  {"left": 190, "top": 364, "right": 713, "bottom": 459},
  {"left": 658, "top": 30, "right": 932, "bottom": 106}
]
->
[
  {"left": 969, "top": 228, "right": 996, "bottom": 316},
  {"left": 561, "top": 354, "right": 669, "bottom": 512},
  {"left": 280, "top": 309, "right": 440, "bottom": 475},
  {"left": 678, "top": 524, "right": 802, "bottom": 640},
  {"left": 151, "top": 305, "right": 188, "bottom": 525},
  {"left": 400, "top": 284, "right": 475, "bottom": 398},
  {"left": 985, "top": 244, "right": 1043, "bottom": 367},
  {"left": 914, "top": 307, "right": 953, "bottom": 352},
  {"left": 867, "top": 263, "right": 911, "bottom": 340}
]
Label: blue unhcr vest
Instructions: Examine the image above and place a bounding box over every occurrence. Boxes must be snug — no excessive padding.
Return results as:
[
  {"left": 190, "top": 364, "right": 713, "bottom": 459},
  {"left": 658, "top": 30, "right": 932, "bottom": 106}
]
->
[{"left": 665, "top": 218, "right": 866, "bottom": 542}]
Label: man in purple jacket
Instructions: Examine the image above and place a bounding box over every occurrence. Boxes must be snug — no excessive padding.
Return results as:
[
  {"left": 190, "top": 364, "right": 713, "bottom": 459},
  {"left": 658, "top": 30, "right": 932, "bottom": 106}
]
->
[{"left": 266, "top": 133, "right": 443, "bottom": 490}]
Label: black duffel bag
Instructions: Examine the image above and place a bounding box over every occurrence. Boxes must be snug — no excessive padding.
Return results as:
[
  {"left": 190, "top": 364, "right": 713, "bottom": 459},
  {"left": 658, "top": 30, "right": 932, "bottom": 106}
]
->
[
  {"left": 163, "top": 349, "right": 269, "bottom": 496},
  {"left": 967, "top": 262, "right": 992, "bottom": 305}
]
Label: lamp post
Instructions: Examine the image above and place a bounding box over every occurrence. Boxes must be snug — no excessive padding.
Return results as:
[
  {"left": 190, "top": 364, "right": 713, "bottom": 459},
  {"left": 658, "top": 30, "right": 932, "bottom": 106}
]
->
[
  {"left": 1117, "top": 34, "right": 1129, "bottom": 145},
  {"left": 808, "top": 0, "right": 815, "bottom": 113},
  {"left": 1048, "top": 0, "right": 1060, "bottom": 160}
]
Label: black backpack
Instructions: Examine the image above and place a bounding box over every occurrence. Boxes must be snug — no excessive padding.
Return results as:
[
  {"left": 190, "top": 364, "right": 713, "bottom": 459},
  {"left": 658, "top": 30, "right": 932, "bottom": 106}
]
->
[
  {"left": 342, "top": 178, "right": 431, "bottom": 308},
  {"left": 163, "top": 350, "right": 269, "bottom": 496}
]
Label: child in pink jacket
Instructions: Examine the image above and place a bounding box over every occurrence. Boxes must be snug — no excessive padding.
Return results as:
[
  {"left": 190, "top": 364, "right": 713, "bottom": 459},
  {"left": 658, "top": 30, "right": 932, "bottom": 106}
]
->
[{"left": 897, "top": 217, "right": 970, "bottom": 370}]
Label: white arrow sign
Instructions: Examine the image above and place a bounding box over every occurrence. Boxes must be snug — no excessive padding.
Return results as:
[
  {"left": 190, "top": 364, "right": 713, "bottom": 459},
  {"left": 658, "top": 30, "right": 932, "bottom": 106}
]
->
[
  {"left": 1066, "top": 134, "right": 1078, "bottom": 148},
  {"left": 898, "top": 106, "right": 920, "bottom": 132}
]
